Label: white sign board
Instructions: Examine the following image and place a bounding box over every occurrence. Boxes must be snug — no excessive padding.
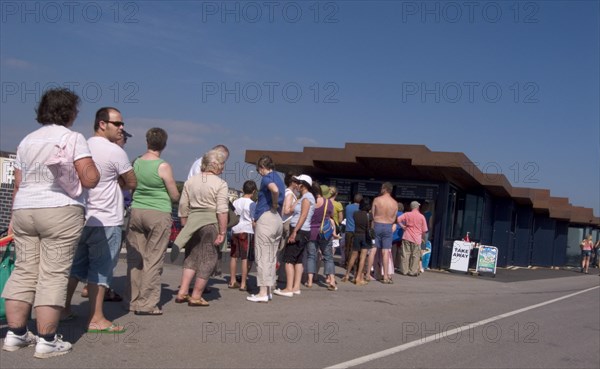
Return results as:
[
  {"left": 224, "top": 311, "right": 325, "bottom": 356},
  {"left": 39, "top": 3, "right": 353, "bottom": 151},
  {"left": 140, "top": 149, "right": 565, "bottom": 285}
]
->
[
  {"left": 1, "top": 157, "right": 16, "bottom": 185},
  {"left": 449, "top": 241, "right": 472, "bottom": 272}
]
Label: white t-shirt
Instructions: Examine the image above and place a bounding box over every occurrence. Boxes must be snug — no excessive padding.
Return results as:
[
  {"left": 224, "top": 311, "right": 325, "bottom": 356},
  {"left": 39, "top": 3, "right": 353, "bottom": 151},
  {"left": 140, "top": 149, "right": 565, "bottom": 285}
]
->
[
  {"left": 187, "top": 157, "right": 202, "bottom": 180},
  {"left": 13, "top": 124, "right": 92, "bottom": 209},
  {"left": 85, "top": 136, "right": 132, "bottom": 226},
  {"left": 231, "top": 197, "right": 255, "bottom": 234}
]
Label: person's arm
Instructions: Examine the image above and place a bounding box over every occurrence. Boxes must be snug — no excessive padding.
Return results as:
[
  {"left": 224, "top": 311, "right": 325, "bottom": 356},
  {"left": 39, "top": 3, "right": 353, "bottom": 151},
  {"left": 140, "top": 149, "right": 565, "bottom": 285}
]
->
[
  {"left": 214, "top": 182, "right": 229, "bottom": 245},
  {"left": 283, "top": 191, "right": 295, "bottom": 216},
  {"left": 119, "top": 169, "right": 137, "bottom": 190},
  {"left": 289, "top": 198, "right": 309, "bottom": 243},
  {"left": 158, "top": 162, "right": 180, "bottom": 202},
  {"left": 7, "top": 169, "right": 22, "bottom": 235},
  {"left": 267, "top": 182, "right": 279, "bottom": 213},
  {"left": 75, "top": 157, "right": 100, "bottom": 189},
  {"left": 214, "top": 212, "right": 228, "bottom": 246}
]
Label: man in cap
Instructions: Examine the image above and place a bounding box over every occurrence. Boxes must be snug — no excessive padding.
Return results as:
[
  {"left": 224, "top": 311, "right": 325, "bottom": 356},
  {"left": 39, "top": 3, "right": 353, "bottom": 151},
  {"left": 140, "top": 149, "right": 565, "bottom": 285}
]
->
[{"left": 397, "top": 201, "right": 429, "bottom": 276}]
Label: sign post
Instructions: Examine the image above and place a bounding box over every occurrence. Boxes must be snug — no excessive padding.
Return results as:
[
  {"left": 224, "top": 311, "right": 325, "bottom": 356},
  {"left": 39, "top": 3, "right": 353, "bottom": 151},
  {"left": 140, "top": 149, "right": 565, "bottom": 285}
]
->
[
  {"left": 475, "top": 245, "right": 498, "bottom": 277},
  {"left": 449, "top": 241, "right": 472, "bottom": 273}
]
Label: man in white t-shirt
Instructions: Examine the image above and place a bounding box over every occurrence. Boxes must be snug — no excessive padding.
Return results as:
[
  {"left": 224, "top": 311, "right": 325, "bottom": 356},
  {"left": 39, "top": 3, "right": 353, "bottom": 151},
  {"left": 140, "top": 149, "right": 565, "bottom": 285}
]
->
[
  {"left": 63, "top": 107, "right": 137, "bottom": 333},
  {"left": 187, "top": 144, "right": 230, "bottom": 179}
]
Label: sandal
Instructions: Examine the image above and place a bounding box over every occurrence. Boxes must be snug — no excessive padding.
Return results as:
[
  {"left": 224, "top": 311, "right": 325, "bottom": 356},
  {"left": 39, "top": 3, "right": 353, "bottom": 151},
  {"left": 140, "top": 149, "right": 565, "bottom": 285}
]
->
[
  {"left": 188, "top": 297, "right": 209, "bottom": 307},
  {"left": 175, "top": 294, "right": 189, "bottom": 304},
  {"left": 327, "top": 284, "right": 338, "bottom": 291},
  {"left": 228, "top": 282, "right": 240, "bottom": 289},
  {"left": 341, "top": 276, "right": 349, "bottom": 283},
  {"left": 238, "top": 286, "right": 247, "bottom": 292},
  {"left": 381, "top": 278, "right": 393, "bottom": 284},
  {"left": 303, "top": 282, "right": 312, "bottom": 288}
]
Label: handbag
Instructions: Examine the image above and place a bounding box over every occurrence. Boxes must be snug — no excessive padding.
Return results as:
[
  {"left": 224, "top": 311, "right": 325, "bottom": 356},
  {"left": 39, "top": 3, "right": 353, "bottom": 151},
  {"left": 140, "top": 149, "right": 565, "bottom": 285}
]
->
[
  {"left": 319, "top": 199, "right": 334, "bottom": 241},
  {"left": 0, "top": 235, "right": 15, "bottom": 320},
  {"left": 227, "top": 200, "right": 240, "bottom": 229},
  {"left": 45, "top": 132, "right": 83, "bottom": 198}
]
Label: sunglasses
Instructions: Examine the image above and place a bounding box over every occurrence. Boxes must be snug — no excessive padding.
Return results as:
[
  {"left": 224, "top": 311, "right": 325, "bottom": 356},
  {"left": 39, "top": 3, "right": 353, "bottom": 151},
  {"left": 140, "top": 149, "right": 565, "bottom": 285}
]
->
[{"left": 106, "top": 121, "right": 125, "bottom": 127}]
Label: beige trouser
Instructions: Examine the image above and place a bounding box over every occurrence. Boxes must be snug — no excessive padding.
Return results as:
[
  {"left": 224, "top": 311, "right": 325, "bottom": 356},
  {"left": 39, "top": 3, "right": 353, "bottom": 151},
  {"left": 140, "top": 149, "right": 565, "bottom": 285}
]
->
[
  {"left": 400, "top": 239, "right": 421, "bottom": 275},
  {"left": 254, "top": 211, "right": 283, "bottom": 287},
  {"left": 2, "top": 206, "right": 84, "bottom": 307},
  {"left": 126, "top": 208, "right": 172, "bottom": 312}
]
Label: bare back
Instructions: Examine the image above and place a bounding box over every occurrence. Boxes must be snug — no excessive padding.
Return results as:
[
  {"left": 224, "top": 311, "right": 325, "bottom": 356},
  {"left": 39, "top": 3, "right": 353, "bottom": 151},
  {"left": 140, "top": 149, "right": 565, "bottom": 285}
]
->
[{"left": 372, "top": 193, "right": 398, "bottom": 224}]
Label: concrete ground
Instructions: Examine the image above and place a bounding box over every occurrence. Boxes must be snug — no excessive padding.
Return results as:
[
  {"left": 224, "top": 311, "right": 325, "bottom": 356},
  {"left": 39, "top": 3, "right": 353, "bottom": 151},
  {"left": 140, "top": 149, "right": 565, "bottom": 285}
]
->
[{"left": 1, "top": 252, "right": 599, "bottom": 369}]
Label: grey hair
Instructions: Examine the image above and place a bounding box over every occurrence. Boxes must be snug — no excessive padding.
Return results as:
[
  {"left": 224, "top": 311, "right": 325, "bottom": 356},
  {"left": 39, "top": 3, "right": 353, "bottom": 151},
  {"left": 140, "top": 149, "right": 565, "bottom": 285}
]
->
[{"left": 201, "top": 149, "right": 226, "bottom": 173}]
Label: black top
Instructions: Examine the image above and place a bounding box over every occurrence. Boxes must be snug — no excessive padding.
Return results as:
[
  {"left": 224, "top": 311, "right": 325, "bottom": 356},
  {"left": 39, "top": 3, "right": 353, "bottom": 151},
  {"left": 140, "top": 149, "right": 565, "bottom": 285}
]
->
[{"left": 354, "top": 210, "right": 369, "bottom": 235}]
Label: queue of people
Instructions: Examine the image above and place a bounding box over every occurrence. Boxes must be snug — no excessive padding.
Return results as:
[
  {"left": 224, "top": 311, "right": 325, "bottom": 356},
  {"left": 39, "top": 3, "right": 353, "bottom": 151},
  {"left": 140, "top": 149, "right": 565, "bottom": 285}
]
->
[{"left": 3, "top": 88, "right": 598, "bottom": 360}]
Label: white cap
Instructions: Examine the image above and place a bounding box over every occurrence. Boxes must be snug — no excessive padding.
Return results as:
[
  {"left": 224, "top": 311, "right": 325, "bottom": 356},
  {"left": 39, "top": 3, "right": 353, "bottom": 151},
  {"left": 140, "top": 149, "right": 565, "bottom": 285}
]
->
[
  {"left": 410, "top": 201, "right": 421, "bottom": 209},
  {"left": 292, "top": 174, "right": 312, "bottom": 187}
]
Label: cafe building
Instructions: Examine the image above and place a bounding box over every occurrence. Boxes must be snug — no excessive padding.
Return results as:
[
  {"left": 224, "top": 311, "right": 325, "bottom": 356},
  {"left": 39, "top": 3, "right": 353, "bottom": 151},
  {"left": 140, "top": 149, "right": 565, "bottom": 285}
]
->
[{"left": 245, "top": 143, "right": 600, "bottom": 269}]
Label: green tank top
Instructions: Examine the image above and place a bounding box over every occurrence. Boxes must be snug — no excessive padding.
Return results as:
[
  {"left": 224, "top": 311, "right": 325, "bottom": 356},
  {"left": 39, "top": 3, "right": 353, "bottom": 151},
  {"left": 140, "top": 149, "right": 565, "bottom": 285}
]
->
[{"left": 132, "top": 159, "right": 172, "bottom": 213}]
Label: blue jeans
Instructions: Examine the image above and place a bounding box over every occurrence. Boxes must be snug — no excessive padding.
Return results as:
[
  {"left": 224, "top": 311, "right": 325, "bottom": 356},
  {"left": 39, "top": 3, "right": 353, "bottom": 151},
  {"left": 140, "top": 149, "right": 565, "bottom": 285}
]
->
[
  {"left": 305, "top": 237, "right": 335, "bottom": 275},
  {"left": 70, "top": 226, "right": 122, "bottom": 288}
]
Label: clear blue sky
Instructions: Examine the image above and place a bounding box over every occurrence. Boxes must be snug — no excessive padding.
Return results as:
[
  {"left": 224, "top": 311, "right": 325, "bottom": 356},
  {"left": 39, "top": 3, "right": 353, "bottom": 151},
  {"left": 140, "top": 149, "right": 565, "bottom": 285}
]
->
[{"left": 1, "top": 1, "right": 598, "bottom": 215}]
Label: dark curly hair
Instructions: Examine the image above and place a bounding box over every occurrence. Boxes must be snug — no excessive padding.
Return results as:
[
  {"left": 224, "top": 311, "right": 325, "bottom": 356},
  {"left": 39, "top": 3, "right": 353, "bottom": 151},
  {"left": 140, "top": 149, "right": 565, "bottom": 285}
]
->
[
  {"left": 146, "top": 127, "right": 168, "bottom": 151},
  {"left": 35, "top": 88, "right": 80, "bottom": 126}
]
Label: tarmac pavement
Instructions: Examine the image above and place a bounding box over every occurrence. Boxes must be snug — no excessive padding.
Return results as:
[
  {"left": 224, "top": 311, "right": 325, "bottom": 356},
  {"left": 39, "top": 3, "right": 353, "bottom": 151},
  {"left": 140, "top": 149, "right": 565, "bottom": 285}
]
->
[{"left": 1, "top": 252, "right": 599, "bottom": 369}]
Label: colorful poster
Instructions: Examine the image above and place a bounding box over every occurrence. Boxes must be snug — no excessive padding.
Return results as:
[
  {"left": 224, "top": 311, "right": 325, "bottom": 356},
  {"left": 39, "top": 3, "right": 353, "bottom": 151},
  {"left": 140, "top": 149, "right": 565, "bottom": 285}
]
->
[
  {"left": 476, "top": 245, "right": 498, "bottom": 274},
  {"left": 449, "top": 241, "right": 472, "bottom": 272}
]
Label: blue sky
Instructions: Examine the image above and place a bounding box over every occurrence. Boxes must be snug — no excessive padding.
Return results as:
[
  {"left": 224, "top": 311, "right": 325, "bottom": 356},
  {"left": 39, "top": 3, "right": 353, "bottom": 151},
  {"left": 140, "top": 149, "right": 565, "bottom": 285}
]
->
[{"left": 1, "top": 1, "right": 598, "bottom": 215}]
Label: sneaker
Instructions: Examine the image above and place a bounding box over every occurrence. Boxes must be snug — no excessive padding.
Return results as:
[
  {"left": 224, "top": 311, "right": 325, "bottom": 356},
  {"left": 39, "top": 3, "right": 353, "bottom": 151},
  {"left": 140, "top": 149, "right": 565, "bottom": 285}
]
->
[
  {"left": 273, "top": 289, "right": 293, "bottom": 298},
  {"left": 292, "top": 290, "right": 301, "bottom": 295},
  {"left": 2, "top": 330, "right": 37, "bottom": 352},
  {"left": 246, "top": 294, "right": 269, "bottom": 303},
  {"left": 34, "top": 335, "right": 72, "bottom": 359}
]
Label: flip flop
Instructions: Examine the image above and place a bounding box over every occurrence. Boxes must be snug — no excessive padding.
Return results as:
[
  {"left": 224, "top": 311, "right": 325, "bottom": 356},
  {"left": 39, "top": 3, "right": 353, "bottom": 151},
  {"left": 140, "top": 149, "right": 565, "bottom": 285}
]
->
[{"left": 87, "top": 323, "right": 127, "bottom": 334}]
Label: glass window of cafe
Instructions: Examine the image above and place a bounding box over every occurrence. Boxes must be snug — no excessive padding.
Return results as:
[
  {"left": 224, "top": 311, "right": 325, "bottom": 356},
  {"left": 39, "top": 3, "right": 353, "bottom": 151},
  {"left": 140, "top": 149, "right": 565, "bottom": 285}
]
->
[{"left": 445, "top": 187, "right": 485, "bottom": 241}]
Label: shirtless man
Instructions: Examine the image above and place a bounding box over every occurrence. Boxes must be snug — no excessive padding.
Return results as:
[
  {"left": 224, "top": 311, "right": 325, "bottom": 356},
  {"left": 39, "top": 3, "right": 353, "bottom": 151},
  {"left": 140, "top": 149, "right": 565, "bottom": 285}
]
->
[{"left": 368, "top": 182, "right": 398, "bottom": 283}]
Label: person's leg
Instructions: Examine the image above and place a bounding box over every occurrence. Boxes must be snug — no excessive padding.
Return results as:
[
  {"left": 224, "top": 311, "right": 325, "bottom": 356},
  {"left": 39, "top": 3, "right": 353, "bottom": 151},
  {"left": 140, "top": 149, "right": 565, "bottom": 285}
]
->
[
  {"left": 344, "top": 232, "right": 354, "bottom": 270},
  {"left": 319, "top": 238, "right": 336, "bottom": 287},
  {"left": 253, "top": 218, "right": 270, "bottom": 298},
  {"left": 344, "top": 251, "right": 358, "bottom": 281},
  {"left": 305, "top": 241, "right": 317, "bottom": 287},
  {"left": 32, "top": 206, "right": 83, "bottom": 355},
  {"left": 86, "top": 226, "right": 123, "bottom": 329},
  {"left": 240, "top": 258, "right": 249, "bottom": 290},
  {"left": 366, "top": 246, "right": 376, "bottom": 280},
  {"left": 400, "top": 240, "right": 410, "bottom": 275},
  {"left": 125, "top": 208, "right": 145, "bottom": 311},
  {"left": 409, "top": 242, "right": 421, "bottom": 275},
  {"left": 138, "top": 210, "right": 171, "bottom": 312},
  {"left": 382, "top": 249, "right": 391, "bottom": 280},
  {"left": 356, "top": 248, "right": 368, "bottom": 284},
  {"left": 177, "top": 268, "right": 196, "bottom": 298},
  {"left": 2, "top": 209, "right": 38, "bottom": 343}
]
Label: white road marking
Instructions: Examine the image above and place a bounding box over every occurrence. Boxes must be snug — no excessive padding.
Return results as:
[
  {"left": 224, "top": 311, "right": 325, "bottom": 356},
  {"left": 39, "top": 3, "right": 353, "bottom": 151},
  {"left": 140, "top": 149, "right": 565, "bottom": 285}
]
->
[{"left": 325, "top": 285, "right": 600, "bottom": 369}]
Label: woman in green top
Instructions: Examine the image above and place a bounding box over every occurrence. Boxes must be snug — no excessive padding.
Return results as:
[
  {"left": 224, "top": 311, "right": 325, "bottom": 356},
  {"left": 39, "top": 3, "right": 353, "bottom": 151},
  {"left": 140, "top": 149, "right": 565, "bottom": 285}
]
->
[{"left": 126, "top": 128, "right": 180, "bottom": 315}]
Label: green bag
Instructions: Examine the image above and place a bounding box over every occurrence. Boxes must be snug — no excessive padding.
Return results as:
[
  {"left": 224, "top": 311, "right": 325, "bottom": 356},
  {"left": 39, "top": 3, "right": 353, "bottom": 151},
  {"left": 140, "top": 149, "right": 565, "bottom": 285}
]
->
[{"left": 0, "top": 241, "right": 15, "bottom": 320}]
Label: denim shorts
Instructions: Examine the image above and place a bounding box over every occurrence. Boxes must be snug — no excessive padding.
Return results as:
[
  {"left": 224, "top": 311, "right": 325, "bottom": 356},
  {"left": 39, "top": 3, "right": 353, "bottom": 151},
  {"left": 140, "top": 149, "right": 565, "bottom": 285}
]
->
[
  {"left": 374, "top": 222, "right": 393, "bottom": 250},
  {"left": 70, "top": 226, "right": 122, "bottom": 287},
  {"left": 581, "top": 250, "right": 592, "bottom": 257}
]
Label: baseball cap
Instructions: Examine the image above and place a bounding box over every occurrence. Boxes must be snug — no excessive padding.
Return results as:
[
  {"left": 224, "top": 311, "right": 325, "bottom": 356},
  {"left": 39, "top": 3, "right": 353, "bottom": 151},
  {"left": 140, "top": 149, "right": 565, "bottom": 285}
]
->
[
  {"left": 122, "top": 130, "right": 133, "bottom": 138},
  {"left": 410, "top": 201, "right": 421, "bottom": 209},
  {"left": 292, "top": 174, "right": 312, "bottom": 187}
]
